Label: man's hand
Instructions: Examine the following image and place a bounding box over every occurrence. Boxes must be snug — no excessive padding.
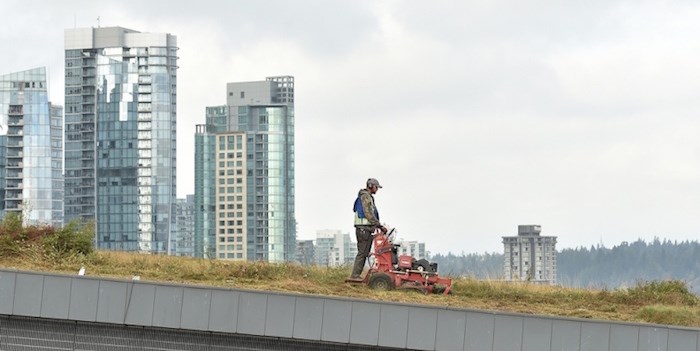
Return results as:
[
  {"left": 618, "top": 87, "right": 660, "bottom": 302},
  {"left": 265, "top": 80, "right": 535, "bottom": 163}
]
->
[{"left": 380, "top": 226, "right": 388, "bottom": 234}]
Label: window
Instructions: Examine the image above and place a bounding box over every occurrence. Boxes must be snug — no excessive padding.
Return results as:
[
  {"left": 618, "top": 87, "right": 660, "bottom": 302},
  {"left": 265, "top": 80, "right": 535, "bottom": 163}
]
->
[{"left": 240, "top": 91, "right": 245, "bottom": 98}]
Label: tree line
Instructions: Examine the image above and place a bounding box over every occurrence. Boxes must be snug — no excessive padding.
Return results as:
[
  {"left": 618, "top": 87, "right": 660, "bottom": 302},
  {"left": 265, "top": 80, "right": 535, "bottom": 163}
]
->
[{"left": 429, "top": 238, "right": 700, "bottom": 293}]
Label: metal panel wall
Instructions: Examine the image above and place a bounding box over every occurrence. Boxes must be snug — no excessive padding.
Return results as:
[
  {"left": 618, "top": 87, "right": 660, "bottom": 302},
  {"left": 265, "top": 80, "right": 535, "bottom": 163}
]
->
[
  {"left": 237, "top": 291, "right": 267, "bottom": 336},
  {"left": 153, "top": 285, "right": 184, "bottom": 328},
  {"left": 12, "top": 273, "right": 43, "bottom": 317},
  {"left": 0, "top": 271, "right": 16, "bottom": 315},
  {"left": 96, "top": 280, "right": 128, "bottom": 324},
  {"left": 639, "top": 326, "right": 668, "bottom": 351},
  {"left": 435, "top": 309, "right": 467, "bottom": 351},
  {"left": 2, "top": 268, "right": 700, "bottom": 351},
  {"left": 349, "top": 301, "right": 381, "bottom": 346},
  {"left": 69, "top": 277, "right": 99, "bottom": 321},
  {"left": 41, "top": 275, "right": 72, "bottom": 319},
  {"left": 293, "top": 296, "right": 324, "bottom": 340},
  {"left": 406, "top": 307, "right": 438, "bottom": 351},
  {"left": 581, "top": 321, "right": 610, "bottom": 351},
  {"left": 321, "top": 298, "right": 353, "bottom": 343},
  {"left": 209, "top": 289, "right": 239, "bottom": 333},
  {"left": 180, "top": 287, "right": 212, "bottom": 331},
  {"left": 123, "top": 283, "right": 155, "bottom": 326},
  {"left": 493, "top": 315, "right": 523, "bottom": 351},
  {"left": 265, "top": 294, "right": 296, "bottom": 338},
  {"left": 610, "top": 324, "right": 639, "bottom": 351},
  {"left": 522, "top": 317, "right": 552, "bottom": 351},
  {"left": 465, "top": 312, "right": 495, "bottom": 351},
  {"left": 551, "top": 319, "right": 582, "bottom": 351}
]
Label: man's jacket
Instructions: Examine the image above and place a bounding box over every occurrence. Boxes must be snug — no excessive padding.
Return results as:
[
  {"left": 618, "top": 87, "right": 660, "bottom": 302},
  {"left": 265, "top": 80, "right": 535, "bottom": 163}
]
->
[{"left": 353, "top": 189, "right": 380, "bottom": 227}]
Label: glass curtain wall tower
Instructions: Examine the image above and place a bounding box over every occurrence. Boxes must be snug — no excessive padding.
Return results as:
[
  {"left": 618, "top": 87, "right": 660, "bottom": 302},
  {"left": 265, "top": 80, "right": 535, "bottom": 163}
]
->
[
  {"left": 195, "top": 76, "right": 296, "bottom": 261},
  {"left": 64, "top": 27, "right": 178, "bottom": 253},
  {"left": 0, "top": 67, "right": 63, "bottom": 227},
  {"left": 174, "top": 195, "right": 195, "bottom": 257}
]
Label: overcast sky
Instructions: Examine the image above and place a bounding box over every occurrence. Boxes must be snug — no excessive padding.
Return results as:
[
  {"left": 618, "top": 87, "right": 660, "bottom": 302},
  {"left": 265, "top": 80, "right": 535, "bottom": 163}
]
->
[{"left": 1, "top": 0, "right": 698, "bottom": 254}]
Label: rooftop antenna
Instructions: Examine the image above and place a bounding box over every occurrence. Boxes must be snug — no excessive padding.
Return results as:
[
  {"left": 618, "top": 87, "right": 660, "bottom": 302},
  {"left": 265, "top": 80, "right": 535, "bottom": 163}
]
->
[{"left": 97, "top": 16, "right": 101, "bottom": 28}]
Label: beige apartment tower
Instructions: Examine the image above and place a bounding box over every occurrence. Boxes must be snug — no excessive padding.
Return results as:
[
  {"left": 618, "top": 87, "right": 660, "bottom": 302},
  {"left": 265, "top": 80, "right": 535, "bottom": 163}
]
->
[{"left": 214, "top": 132, "right": 248, "bottom": 260}]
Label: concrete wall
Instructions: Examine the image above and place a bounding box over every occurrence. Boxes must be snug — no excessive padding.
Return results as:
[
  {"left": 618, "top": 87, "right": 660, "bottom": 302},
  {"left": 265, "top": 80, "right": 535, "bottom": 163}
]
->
[{"left": 1, "top": 268, "right": 699, "bottom": 350}]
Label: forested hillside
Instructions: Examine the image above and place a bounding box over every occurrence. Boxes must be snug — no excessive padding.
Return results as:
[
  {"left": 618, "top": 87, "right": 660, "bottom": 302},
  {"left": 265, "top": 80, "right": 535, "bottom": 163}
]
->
[{"left": 430, "top": 238, "right": 700, "bottom": 293}]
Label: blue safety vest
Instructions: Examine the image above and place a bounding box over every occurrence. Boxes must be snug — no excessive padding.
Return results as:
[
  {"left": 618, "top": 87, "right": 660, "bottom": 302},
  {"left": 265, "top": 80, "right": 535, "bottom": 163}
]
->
[{"left": 353, "top": 194, "right": 379, "bottom": 226}]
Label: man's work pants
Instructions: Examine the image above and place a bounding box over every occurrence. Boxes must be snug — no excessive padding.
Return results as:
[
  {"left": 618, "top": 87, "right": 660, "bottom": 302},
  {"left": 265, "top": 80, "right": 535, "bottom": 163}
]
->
[{"left": 351, "top": 226, "right": 374, "bottom": 277}]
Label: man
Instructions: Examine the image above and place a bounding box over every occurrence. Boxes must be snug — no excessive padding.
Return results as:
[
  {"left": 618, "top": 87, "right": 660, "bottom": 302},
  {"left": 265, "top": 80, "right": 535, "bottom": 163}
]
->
[{"left": 349, "top": 178, "right": 387, "bottom": 281}]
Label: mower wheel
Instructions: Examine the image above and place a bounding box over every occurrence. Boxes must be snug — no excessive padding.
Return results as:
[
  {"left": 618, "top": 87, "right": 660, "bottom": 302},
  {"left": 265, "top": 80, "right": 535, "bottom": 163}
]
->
[{"left": 368, "top": 273, "right": 394, "bottom": 291}]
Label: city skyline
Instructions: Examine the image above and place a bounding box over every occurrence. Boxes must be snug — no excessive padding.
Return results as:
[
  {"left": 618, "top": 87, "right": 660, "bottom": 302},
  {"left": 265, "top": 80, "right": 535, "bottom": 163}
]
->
[{"left": 0, "top": 1, "right": 698, "bottom": 255}]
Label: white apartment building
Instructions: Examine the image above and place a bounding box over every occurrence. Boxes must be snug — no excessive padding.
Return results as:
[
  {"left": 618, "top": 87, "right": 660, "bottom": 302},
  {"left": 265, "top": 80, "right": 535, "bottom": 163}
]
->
[{"left": 503, "top": 225, "right": 557, "bottom": 285}]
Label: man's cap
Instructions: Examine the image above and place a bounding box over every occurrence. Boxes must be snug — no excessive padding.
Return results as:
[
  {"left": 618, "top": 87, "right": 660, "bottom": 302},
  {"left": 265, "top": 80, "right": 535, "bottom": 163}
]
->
[{"left": 367, "top": 178, "right": 383, "bottom": 188}]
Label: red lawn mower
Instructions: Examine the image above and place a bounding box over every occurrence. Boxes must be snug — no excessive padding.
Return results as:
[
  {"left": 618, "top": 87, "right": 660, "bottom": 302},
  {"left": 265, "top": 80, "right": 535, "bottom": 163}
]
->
[{"left": 346, "top": 228, "right": 453, "bottom": 295}]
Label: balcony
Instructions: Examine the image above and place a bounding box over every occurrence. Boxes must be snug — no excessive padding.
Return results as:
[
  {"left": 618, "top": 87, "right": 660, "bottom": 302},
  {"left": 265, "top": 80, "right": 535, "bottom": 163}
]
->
[
  {"left": 8, "top": 105, "right": 23, "bottom": 115},
  {"left": 8, "top": 116, "right": 23, "bottom": 126},
  {"left": 4, "top": 192, "right": 22, "bottom": 200},
  {"left": 7, "top": 128, "right": 23, "bottom": 136},
  {"left": 4, "top": 203, "right": 22, "bottom": 210}
]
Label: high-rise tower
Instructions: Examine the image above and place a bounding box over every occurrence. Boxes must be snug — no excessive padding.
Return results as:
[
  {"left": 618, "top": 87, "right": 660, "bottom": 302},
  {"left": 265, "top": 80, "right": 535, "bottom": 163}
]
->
[
  {"left": 195, "top": 76, "right": 296, "bottom": 261},
  {"left": 503, "top": 225, "right": 557, "bottom": 284},
  {"left": 64, "top": 27, "right": 178, "bottom": 253},
  {"left": 0, "top": 67, "right": 63, "bottom": 227},
  {"left": 174, "top": 195, "right": 195, "bottom": 257}
]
